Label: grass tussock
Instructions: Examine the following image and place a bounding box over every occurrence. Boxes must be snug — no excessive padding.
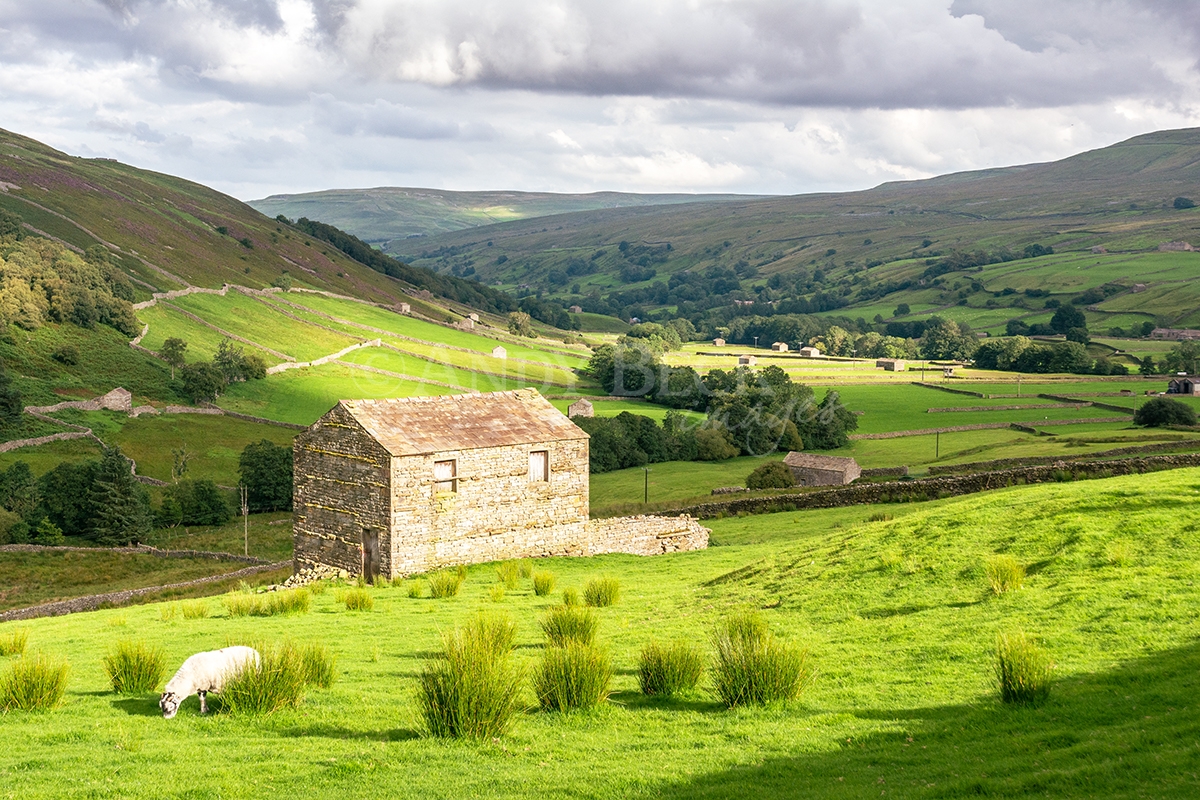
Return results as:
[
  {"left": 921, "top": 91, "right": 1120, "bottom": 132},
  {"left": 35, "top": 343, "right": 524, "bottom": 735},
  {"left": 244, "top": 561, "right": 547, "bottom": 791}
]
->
[
  {"left": 181, "top": 600, "right": 209, "bottom": 620},
  {"left": 534, "top": 642, "right": 612, "bottom": 712},
  {"left": 417, "top": 613, "right": 525, "bottom": 738},
  {"left": 0, "top": 628, "right": 29, "bottom": 657},
  {"left": 429, "top": 571, "right": 464, "bottom": 599},
  {"left": 1104, "top": 539, "right": 1135, "bottom": 568},
  {"left": 562, "top": 587, "right": 580, "bottom": 607},
  {"left": 518, "top": 560, "right": 533, "bottom": 579},
  {"left": 406, "top": 581, "right": 423, "bottom": 599},
  {"left": 710, "top": 610, "right": 812, "bottom": 708},
  {"left": 225, "top": 589, "right": 311, "bottom": 617},
  {"left": 496, "top": 561, "right": 521, "bottom": 589},
  {"left": 985, "top": 555, "right": 1025, "bottom": 595},
  {"left": 540, "top": 605, "right": 599, "bottom": 647},
  {"left": 342, "top": 588, "right": 374, "bottom": 611},
  {"left": 159, "top": 605, "right": 178, "bottom": 623},
  {"left": 0, "top": 653, "right": 69, "bottom": 712},
  {"left": 532, "top": 570, "right": 556, "bottom": 597},
  {"left": 995, "top": 630, "right": 1053, "bottom": 705},
  {"left": 102, "top": 640, "right": 167, "bottom": 695},
  {"left": 638, "top": 640, "right": 705, "bottom": 697},
  {"left": 220, "top": 642, "right": 325, "bottom": 716},
  {"left": 489, "top": 584, "right": 505, "bottom": 603},
  {"left": 584, "top": 576, "right": 620, "bottom": 607}
]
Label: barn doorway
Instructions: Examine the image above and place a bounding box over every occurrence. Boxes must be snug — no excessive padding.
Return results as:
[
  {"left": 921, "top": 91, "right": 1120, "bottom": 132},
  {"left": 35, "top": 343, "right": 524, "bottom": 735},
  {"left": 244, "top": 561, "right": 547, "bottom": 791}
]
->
[{"left": 361, "top": 528, "right": 380, "bottom": 585}]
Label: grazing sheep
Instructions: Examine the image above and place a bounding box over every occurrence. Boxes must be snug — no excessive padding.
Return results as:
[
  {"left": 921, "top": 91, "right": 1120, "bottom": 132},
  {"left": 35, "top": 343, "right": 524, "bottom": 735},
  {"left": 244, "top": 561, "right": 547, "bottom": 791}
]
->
[{"left": 160, "top": 646, "right": 260, "bottom": 719}]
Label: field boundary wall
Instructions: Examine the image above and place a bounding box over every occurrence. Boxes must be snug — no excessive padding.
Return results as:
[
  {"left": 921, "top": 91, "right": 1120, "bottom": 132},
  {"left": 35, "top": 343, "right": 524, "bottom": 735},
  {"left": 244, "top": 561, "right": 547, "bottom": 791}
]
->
[
  {"left": 0, "top": 561, "right": 290, "bottom": 622},
  {"left": 663, "top": 453, "right": 1200, "bottom": 519}
]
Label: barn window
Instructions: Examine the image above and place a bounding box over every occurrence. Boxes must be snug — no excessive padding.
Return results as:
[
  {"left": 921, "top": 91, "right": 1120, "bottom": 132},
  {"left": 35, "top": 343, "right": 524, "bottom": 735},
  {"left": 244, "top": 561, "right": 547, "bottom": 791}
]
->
[
  {"left": 434, "top": 459, "right": 457, "bottom": 493},
  {"left": 529, "top": 450, "right": 549, "bottom": 482}
]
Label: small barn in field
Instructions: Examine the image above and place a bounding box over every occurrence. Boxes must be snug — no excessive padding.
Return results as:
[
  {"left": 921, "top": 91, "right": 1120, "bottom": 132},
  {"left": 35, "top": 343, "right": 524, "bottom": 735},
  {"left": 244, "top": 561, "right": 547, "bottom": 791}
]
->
[
  {"left": 771, "top": 342, "right": 789, "bottom": 352},
  {"left": 491, "top": 345, "right": 507, "bottom": 359},
  {"left": 567, "top": 398, "right": 594, "bottom": 418},
  {"left": 798, "top": 346, "right": 820, "bottom": 358},
  {"left": 569, "top": 305, "right": 583, "bottom": 313},
  {"left": 876, "top": 358, "right": 906, "bottom": 371},
  {"left": 713, "top": 337, "right": 726, "bottom": 346},
  {"left": 1168, "top": 377, "right": 1198, "bottom": 394},
  {"left": 738, "top": 355, "right": 758, "bottom": 366},
  {"left": 783, "top": 452, "right": 861, "bottom": 486},
  {"left": 294, "top": 390, "right": 710, "bottom": 580}
]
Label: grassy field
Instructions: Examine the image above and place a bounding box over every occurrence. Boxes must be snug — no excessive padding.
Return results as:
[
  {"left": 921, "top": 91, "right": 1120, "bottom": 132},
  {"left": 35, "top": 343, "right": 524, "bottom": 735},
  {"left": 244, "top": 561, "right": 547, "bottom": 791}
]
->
[{"left": 0, "top": 470, "right": 1197, "bottom": 797}]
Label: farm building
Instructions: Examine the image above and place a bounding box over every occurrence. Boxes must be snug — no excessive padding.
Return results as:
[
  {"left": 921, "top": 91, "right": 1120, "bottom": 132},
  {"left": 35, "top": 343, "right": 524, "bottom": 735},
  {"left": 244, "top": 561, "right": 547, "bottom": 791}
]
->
[
  {"left": 567, "top": 398, "right": 594, "bottom": 417},
  {"left": 1168, "top": 377, "right": 1198, "bottom": 394},
  {"left": 1152, "top": 328, "right": 1200, "bottom": 340},
  {"left": 783, "top": 452, "right": 861, "bottom": 486},
  {"left": 569, "top": 305, "right": 583, "bottom": 313},
  {"left": 798, "top": 346, "right": 820, "bottom": 358},
  {"left": 469, "top": 313, "right": 480, "bottom": 322},
  {"left": 293, "top": 389, "right": 707, "bottom": 580},
  {"left": 738, "top": 355, "right": 758, "bottom": 366},
  {"left": 491, "top": 345, "right": 507, "bottom": 359},
  {"left": 713, "top": 337, "right": 726, "bottom": 346},
  {"left": 876, "top": 359, "right": 906, "bottom": 371},
  {"left": 397, "top": 302, "right": 411, "bottom": 314},
  {"left": 458, "top": 318, "right": 476, "bottom": 330},
  {"left": 771, "top": 342, "right": 789, "bottom": 352}
]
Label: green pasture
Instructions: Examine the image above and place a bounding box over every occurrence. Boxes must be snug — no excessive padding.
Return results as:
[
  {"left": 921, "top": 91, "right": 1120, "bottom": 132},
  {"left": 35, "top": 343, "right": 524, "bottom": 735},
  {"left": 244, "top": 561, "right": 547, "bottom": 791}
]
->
[
  {"left": 337, "top": 347, "right": 521, "bottom": 393},
  {"left": 2, "top": 471, "right": 1199, "bottom": 797},
  {"left": 217, "top": 362, "right": 461, "bottom": 425},
  {"left": 135, "top": 304, "right": 286, "bottom": 366},
  {"left": 547, "top": 398, "right": 705, "bottom": 424},
  {"left": 145, "top": 512, "right": 295, "bottom": 562},
  {"left": 169, "top": 293, "right": 363, "bottom": 362},
  {"left": 273, "top": 292, "right": 589, "bottom": 366},
  {"left": 570, "top": 312, "right": 630, "bottom": 333}
]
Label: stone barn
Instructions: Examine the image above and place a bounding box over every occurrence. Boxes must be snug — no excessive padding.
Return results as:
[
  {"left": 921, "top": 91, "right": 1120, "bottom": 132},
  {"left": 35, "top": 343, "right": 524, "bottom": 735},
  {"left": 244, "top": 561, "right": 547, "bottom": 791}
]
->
[
  {"left": 738, "top": 355, "right": 758, "bottom": 366},
  {"left": 491, "top": 345, "right": 507, "bottom": 359},
  {"left": 798, "top": 346, "right": 821, "bottom": 358},
  {"left": 1168, "top": 377, "right": 1198, "bottom": 394},
  {"left": 293, "top": 389, "right": 708, "bottom": 580},
  {"left": 783, "top": 452, "right": 861, "bottom": 486},
  {"left": 713, "top": 337, "right": 726, "bottom": 346},
  {"left": 771, "top": 342, "right": 789, "bottom": 352},
  {"left": 567, "top": 398, "right": 594, "bottom": 418},
  {"left": 876, "top": 359, "right": 906, "bottom": 371}
]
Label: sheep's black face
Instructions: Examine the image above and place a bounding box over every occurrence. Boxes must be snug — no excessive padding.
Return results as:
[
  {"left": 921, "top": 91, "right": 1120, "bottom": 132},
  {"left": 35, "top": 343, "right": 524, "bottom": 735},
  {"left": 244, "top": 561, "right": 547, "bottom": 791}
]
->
[{"left": 160, "top": 692, "right": 181, "bottom": 719}]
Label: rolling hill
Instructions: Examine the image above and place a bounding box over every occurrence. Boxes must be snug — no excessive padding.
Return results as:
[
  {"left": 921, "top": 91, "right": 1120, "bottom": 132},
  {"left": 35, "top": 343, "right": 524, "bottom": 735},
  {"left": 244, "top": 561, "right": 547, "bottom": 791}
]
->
[
  {"left": 384, "top": 128, "right": 1200, "bottom": 334},
  {"left": 248, "top": 188, "right": 761, "bottom": 249}
]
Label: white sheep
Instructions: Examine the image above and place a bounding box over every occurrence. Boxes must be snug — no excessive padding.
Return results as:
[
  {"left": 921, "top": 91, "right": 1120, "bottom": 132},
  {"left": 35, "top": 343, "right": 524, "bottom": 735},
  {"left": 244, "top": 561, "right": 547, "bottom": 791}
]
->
[{"left": 159, "top": 646, "right": 260, "bottom": 719}]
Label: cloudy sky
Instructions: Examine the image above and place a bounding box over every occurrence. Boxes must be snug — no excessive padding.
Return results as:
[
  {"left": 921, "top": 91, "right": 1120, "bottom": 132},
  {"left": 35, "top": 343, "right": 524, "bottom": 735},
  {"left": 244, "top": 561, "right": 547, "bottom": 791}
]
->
[{"left": 3, "top": 0, "right": 1200, "bottom": 199}]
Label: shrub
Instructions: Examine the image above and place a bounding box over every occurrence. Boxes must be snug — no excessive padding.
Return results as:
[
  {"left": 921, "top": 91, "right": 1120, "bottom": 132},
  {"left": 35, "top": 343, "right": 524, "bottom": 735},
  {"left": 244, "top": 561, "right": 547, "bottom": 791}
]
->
[
  {"left": 1134, "top": 397, "right": 1197, "bottom": 427},
  {"left": 220, "top": 643, "right": 307, "bottom": 716},
  {"left": 298, "top": 643, "right": 336, "bottom": 689},
  {"left": 584, "top": 577, "right": 620, "bottom": 607},
  {"left": 496, "top": 561, "right": 520, "bottom": 589},
  {"left": 181, "top": 600, "right": 208, "bottom": 620},
  {"left": 710, "top": 610, "right": 812, "bottom": 708},
  {"left": 51, "top": 345, "right": 79, "bottom": 366},
  {"left": 562, "top": 587, "right": 581, "bottom": 607},
  {"left": 429, "top": 571, "right": 463, "bottom": 599},
  {"left": 417, "top": 614, "right": 524, "bottom": 738},
  {"left": 343, "top": 588, "right": 374, "bottom": 611},
  {"left": 638, "top": 640, "right": 705, "bottom": 697},
  {"left": 0, "top": 653, "right": 69, "bottom": 711},
  {"left": 532, "top": 570, "right": 556, "bottom": 596},
  {"left": 534, "top": 642, "right": 612, "bottom": 712},
  {"left": 995, "top": 630, "right": 1053, "bottom": 705},
  {"left": 102, "top": 640, "right": 167, "bottom": 694},
  {"left": 0, "top": 628, "right": 29, "bottom": 657},
  {"left": 746, "top": 461, "right": 796, "bottom": 490},
  {"left": 985, "top": 555, "right": 1025, "bottom": 595},
  {"left": 540, "top": 605, "right": 599, "bottom": 647}
]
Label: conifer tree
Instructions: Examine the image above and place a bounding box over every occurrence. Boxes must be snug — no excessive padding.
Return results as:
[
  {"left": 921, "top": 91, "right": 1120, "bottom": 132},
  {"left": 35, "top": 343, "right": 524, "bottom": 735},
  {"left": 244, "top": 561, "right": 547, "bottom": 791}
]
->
[{"left": 89, "top": 446, "right": 153, "bottom": 546}]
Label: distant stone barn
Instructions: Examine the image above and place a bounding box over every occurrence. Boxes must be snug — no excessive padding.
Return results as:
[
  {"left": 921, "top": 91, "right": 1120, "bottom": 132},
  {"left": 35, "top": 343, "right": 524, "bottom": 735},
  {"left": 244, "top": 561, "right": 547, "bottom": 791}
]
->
[
  {"left": 783, "top": 452, "right": 861, "bottom": 486},
  {"left": 294, "top": 390, "right": 710, "bottom": 581}
]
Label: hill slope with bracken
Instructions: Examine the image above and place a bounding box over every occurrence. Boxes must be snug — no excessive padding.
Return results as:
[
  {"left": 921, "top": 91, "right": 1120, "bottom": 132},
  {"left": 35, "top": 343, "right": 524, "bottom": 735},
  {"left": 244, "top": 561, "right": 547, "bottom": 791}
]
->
[
  {"left": 0, "top": 128, "right": 428, "bottom": 305},
  {"left": 388, "top": 128, "right": 1200, "bottom": 332}
]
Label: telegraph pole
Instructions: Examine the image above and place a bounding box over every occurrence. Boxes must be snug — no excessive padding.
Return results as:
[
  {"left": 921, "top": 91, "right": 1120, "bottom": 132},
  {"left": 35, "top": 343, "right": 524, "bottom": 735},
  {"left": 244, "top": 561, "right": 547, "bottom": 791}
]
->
[
  {"left": 643, "top": 467, "right": 651, "bottom": 504},
  {"left": 240, "top": 485, "right": 249, "bottom": 557}
]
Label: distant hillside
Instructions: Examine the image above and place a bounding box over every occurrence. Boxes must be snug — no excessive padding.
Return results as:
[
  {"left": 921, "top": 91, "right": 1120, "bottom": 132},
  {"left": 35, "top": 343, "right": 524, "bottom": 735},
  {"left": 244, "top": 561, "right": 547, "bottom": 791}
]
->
[
  {"left": 390, "top": 128, "right": 1200, "bottom": 334},
  {"left": 248, "top": 187, "right": 762, "bottom": 249}
]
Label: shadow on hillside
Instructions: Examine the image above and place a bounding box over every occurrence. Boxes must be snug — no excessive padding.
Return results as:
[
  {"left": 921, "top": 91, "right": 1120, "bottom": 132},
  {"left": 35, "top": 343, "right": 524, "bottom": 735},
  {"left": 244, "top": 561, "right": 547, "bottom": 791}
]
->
[
  {"left": 111, "top": 695, "right": 164, "bottom": 717},
  {"left": 641, "top": 640, "right": 1200, "bottom": 799}
]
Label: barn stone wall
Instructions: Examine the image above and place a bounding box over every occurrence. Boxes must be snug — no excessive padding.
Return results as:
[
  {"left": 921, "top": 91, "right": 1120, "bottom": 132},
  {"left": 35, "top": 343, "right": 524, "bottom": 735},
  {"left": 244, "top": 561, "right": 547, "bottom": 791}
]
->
[
  {"left": 389, "top": 438, "right": 589, "bottom": 575},
  {"left": 293, "top": 405, "right": 392, "bottom": 575}
]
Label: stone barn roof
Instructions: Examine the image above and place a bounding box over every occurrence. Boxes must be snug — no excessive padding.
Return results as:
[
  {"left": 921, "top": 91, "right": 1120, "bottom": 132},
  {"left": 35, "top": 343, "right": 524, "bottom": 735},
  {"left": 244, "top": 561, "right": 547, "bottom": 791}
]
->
[
  {"left": 783, "top": 452, "right": 859, "bottom": 473},
  {"left": 337, "top": 389, "right": 588, "bottom": 457}
]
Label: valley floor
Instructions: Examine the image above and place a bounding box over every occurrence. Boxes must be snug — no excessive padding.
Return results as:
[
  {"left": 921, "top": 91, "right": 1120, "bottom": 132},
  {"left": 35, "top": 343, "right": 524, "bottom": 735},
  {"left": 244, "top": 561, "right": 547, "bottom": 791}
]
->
[{"left": 1, "top": 470, "right": 1197, "bottom": 798}]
